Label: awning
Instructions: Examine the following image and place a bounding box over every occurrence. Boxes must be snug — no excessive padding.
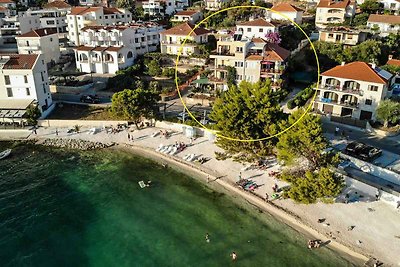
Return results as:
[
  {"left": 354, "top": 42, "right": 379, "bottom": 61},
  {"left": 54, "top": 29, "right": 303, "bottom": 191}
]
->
[
  {"left": 0, "top": 99, "right": 33, "bottom": 119},
  {"left": 191, "top": 78, "right": 209, "bottom": 85}
]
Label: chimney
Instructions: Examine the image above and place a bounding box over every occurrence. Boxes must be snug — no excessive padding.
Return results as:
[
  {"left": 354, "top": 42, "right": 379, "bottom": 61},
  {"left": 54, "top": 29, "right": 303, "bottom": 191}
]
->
[
  {"left": 388, "top": 54, "right": 393, "bottom": 60},
  {"left": 341, "top": 61, "right": 345, "bottom": 66}
]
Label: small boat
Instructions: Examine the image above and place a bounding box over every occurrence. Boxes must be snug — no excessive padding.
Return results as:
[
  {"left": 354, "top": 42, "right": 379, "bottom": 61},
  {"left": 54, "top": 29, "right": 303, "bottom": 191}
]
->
[{"left": 0, "top": 149, "right": 11, "bottom": 160}]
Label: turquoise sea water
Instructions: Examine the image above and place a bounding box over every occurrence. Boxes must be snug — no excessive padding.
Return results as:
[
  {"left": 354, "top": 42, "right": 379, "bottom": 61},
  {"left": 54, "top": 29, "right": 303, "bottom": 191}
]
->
[{"left": 0, "top": 143, "right": 355, "bottom": 267}]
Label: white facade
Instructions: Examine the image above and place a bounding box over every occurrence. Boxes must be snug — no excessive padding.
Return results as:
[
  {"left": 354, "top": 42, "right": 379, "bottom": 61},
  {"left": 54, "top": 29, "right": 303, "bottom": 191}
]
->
[
  {"left": 171, "top": 11, "right": 203, "bottom": 23},
  {"left": 379, "top": 0, "right": 400, "bottom": 14},
  {"left": 314, "top": 62, "right": 394, "bottom": 120},
  {"left": 67, "top": 7, "right": 132, "bottom": 46},
  {"left": 0, "top": 54, "right": 53, "bottom": 112},
  {"left": 269, "top": 3, "right": 304, "bottom": 24},
  {"left": 205, "top": 0, "right": 228, "bottom": 11},
  {"left": 25, "top": 7, "right": 70, "bottom": 38},
  {"left": 16, "top": 29, "right": 60, "bottom": 65},
  {"left": 0, "top": 13, "right": 41, "bottom": 50},
  {"left": 142, "top": 0, "right": 188, "bottom": 16},
  {"left": 0, "top": 0, "right": 16, "bottom": 16},
  {"left": 75, "top": 23, "right": 162, "bottom": 74},
  {"left": 367, "top": 14, "right": 400, "bottom": 36},
  {"left": 236, "top": 19, "right": 277, "bottom": 39},
  {"left": 315, "top": 0, "right": 356, "bottom": 28}
]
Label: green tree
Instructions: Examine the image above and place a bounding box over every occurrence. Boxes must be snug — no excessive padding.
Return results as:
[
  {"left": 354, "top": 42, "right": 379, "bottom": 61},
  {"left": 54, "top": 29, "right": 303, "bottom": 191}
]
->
[
  {"left": 116, "top": 0, "right": 134, "bottom": 9},
  {"left": 352, "top": 13, "right": 369, "bottom": 26},
  {"left": 147, "top": 59, "right": 162, "bottom": 76},
  {"left": 376, "top": 99, "right": 400, "bottom": 127},
  {"left": 25, "top": 104, "right": 41, "bottom": 125},
  {"left": 226, "top": 66, "right": 237, "bottom": 88},
  {"left": 277, "top": 109, "right": 327, "bottom": 169},
  {"left": 282, "top": 167, "right": 344, "bottom": 204},
  {"left": 209, "top": 81, "right": 284, "bottom": 162},
  {"left": 111, "top": 88, "right": 160, "bottom": 128},
  {"left": 360, "top": 0, "right": 381, "bottom": 13},
  {"left": 149, "top": 81, "right": 162, "bottom": 94},
  {"left": 162, "top": 68, "right": 175, "bottom": 78}
]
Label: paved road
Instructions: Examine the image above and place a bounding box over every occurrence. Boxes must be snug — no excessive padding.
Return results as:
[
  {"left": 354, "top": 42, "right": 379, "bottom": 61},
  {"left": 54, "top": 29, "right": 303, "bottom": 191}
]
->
[{"left": 322, "top": 120, "right": 400, "bottom": 155}]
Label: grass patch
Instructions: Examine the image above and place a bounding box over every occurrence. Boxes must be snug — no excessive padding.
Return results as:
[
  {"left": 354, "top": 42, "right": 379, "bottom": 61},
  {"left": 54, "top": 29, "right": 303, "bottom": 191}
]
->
[{"left": 48, "top": 103, "right": 122, "bottom": 121}]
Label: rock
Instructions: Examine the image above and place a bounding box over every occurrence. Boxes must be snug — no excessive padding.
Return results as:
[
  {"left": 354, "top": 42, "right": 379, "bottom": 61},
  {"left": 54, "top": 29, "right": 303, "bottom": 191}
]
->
[{"left": 39, "top": 138, "right": 111, "bottom": 150}]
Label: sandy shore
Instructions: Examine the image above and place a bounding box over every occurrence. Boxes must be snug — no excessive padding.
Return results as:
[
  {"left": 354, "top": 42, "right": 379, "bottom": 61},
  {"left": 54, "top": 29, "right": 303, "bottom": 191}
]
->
[{"left": 2, "top": 125, "right": 399, "bottom": 266}]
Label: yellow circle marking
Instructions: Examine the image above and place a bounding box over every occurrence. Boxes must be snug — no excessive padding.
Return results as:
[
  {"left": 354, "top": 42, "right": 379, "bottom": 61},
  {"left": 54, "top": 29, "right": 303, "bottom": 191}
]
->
[{"left": 174, "top": 5, "right": 320, "bottom": 142}]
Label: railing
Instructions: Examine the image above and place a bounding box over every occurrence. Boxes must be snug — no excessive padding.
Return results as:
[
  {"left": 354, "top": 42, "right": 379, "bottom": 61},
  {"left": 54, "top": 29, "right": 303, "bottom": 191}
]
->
[
  {"left": 319, "top": 84, "right": 363, "bottom": 96},
  {"left": 210, "top": 51, "right": 234, "bottom": 56},
  {"left": 316, "top": 97, "right": 359, "bottom": 108}
]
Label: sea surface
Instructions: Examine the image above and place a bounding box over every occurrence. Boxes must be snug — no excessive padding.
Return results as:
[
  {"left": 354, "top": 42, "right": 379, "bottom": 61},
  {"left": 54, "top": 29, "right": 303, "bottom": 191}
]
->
[{"left": 0, "top": 142, "right": 355, "bottom": 267}]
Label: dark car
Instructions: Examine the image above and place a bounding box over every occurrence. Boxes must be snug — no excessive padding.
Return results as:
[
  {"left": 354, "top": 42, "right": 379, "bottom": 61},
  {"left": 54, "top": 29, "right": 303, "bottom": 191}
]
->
[
  {"left": 80, "top": 94, "right": 100, "bottom": 104},
  {"left": 344, "top": 142, "right": 382, "bottom": 162}
]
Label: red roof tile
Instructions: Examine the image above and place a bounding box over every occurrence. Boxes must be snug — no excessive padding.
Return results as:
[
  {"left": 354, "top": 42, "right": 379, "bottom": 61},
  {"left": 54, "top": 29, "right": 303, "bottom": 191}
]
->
[
  {"left": 387, "top": 59, "right": 400, "bottom": 67},
  {"left": 18, "top": 28, "right": 58, "bottom": 38},
  {"left": 161, "top": 22, "right": 210, "bottom": 36},
  {"left": 69, "top": 7, "right": 99, "bottom": 15},
  {"left": 368, "top": 14, "right": 400, "bottom": 24},
  {"left": 75, "top": 46, "right": 95, "bottom": 51},
  {"left": 322, "top": 62, "right": 387, "bottom": 84},
  {"left": 317, "top": 0, "right": 351, "bottom": 9},
  {"left": 43, "top": 0, "right": 71, "bottom": 8},
  {"left": 0, "top": 0, "right": 14, "bottom": 3},
  {"left": 0, "top": 54, "right": 39, "bottom": 69},
  {"left": 237, "top": 18, "right": 276, "bottom": 27},
  {"left": 175, "top": 10, "right": 199, "bottom": 16},
  {"left": 103, "top": 7, "right": 122, "bottom": 14},
  {"left": 263, "top": 43, "right": 290, "bottom": 61},
  {"left": 106, "top": 46, "right": 124, "bottom": 52},
  {"left": 271, "top": 3, "right": 303, "bottom": 12}
]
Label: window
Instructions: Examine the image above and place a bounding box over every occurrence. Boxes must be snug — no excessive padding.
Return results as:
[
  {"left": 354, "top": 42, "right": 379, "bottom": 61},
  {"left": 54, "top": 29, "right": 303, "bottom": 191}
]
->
[
  {"left": 41, "top": 72, "right": 44, "bottom": 82},
  {"left": 4, "top": 75, "right": 10, "bottom": 85},
  {"left": 234, "top": 61, "right": 244, "bottom": 67},
  {"left": 50, "top": 37, "right": 53, "bottom": 42},
  {"left": 259, "top": 28, "right": 263, "bottom": 33},
  {"left": 235, "top": 74, "right": 243, "bottom": 80},
  {"left": 47, "top": 21, "right": 55, "bottom": 25},
  {"left": 24, "top": 75, "right": 28, "bottom": 83},
  {"left": 328, "top": 34, "right": 334, "bottom": 38},
  {"left": 26, "top": 88, "right": 30, "bottom": 96},
  {"left": 42, "top": 60, "right": 45, "bottom": 65},
  {"left": 368, "top": 85, "right": 378, "bottom": 91},
  {"left": 365, "top": 99, "right": 372, "bottom": 105},
  {"left": 121, "top": 15, "right": 125, "bottom": 18},
  {"left": 111, "top": 15, "right": 114, "bottom": 19},
  {"left": 105, "top": 15, "right": 108, "bottom": 19},
  {"left": 6, "top": 88, "right": 12, "bottom": 97},
  {"left": 247, "top": 28, "right": 251, "bottom": 32},
  {"left": 99, "top": 16, "right": 102, "bottom": 19},
  {"left": 347, "top": 35, "right": 353, "bottom": 39},
  {"left": 236, "top": 47, "right": 243, "bottom": 53}
]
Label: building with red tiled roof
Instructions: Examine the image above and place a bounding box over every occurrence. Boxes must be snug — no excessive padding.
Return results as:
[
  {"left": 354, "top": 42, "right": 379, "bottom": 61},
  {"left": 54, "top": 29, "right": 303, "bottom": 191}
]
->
[
  {"left": 378, "top": 0, "right": 400, "bottom": 15},
  {"left": 0, "top": 0, "right": 15, "bottom": 15},
  {"left": 315, "top": 0, "right": 356, "bottom": 29},
  {"left": 43, "top": 0, "right": 71, "bottom": 9},
  {"left": 66, "top": 7, "right": 133, "bottom": 46},
  {"left": 270, "top": 3, "right": 304, "bottom": 24},
  {"left": 314, "top": 61, "right": 394, "bottom": 120},
  {"left": 367, "top": 14, "right": 400, "bottom": 36},
  {"left": 236, "top": 19, "right": 277, "bottom": 39},
  {"left": 171, "top": 10, "right": 203, "bottom": 24},
  {"left": 0, "top": 54, "right": 53, "bottom": 113},
  {"left": 160, "top": 22, "right": 210, "bottom": 56},
  {"left": 16, "top": 28, "right": 60, "bottom": 65}
]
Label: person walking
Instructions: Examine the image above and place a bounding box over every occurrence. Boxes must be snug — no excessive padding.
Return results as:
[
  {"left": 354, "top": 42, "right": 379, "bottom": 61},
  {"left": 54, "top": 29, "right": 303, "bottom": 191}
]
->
[
  {"left": 265, "top": 193, "right": 269, "bottom": 201},
  {"left": 55, "top": 128, "right": 59, "bottom": 136},
  {"left": 128, "top": 133, "right": 131, "bottom": 141},
  {"left": 33, "top": 127, "right": 37, "bottom": 135}
]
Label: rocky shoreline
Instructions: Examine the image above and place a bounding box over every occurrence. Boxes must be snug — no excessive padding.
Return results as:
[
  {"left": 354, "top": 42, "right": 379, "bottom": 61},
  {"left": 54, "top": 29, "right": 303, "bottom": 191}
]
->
[{"left": 36, "top": 138, "right": 115, "bottom": 150}]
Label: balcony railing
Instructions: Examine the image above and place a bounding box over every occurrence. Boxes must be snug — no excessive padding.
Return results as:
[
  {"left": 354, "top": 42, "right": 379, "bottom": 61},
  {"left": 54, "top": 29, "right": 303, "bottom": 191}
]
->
[
  {"left": 210, "top": 50, "right": 234, "bottom": 56},
  {"left": 319, "top": 84, "right": 363, "bottom": 96},
  {"left": 316, "top": 97, "right": 359, "bottom": 108}
]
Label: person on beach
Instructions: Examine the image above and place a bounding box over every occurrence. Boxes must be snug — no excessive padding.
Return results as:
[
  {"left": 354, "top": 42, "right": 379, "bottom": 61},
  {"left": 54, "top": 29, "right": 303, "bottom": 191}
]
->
[
  {"left": 230, "top": 252, "right": 237, "bottom": 261},
  {"left": 33, "top": 128, "right": 37, "bottom": 135},
  {"left": 128, "top": 133, "right": 131, "bottom": 141},
  {"left": 55, "top": 129, "right": 59, "bottom": 136},
  {"left": 238, "top": 172, "right": 242, "bottom": 182},
  {"left": 207, "top": 175, "right": 210, "bottom": 183},
  {"left": 205, "top": 233, "right": 210, "bottom": 243},
  {"left": 265, "top": 193, "right": 269, "bottom": 201}
]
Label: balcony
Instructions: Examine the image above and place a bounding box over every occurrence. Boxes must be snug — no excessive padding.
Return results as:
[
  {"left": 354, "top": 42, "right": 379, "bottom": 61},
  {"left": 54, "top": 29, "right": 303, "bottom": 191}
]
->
[
  {"left": 316, "top": 97, "right": 359, "bottom": 109},
  {"left": 319, "top": 84, "right": 363, "bottom": 96},
  {"left": 18, "top": 45, "right": 41, "bottom": 50},
  {"left": 210, "top": 50, "right": 234, "bottom": 56}
]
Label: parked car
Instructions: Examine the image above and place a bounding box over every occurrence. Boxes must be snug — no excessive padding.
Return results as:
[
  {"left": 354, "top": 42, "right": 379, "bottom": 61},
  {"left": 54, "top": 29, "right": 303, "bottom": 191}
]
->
[
  {"left": 344, "top": 142, "right": 382, "bottom": 162},
  {"left": 80, "top": 94, "right": 100, "bottom": 104}
]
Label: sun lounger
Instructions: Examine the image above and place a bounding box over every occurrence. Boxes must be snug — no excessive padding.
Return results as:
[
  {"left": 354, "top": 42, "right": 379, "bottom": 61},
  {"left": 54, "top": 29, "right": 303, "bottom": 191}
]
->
[
  {"left": 156, "top": 144, "right": 164, "bottom": 152},
  {"left": 164, "top": 146, "right": 173, "bottom": 154},
  {"left": 169, "top": 146, "right": 178, "bottom": 155},
  {"left": 152, "top": 131, "right": 160, "bottom": 137},
  {"left": 186, "top": 154, "right": 195, "bottom": 162},
  {"left": 160, "top": 146, "right": 169, "bottom": 153}
]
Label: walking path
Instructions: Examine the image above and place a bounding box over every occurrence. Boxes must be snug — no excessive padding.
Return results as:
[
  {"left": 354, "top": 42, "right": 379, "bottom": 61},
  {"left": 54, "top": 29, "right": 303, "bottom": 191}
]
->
[{"left": 5, "top": 125, "right": 400, "bottom": 266}]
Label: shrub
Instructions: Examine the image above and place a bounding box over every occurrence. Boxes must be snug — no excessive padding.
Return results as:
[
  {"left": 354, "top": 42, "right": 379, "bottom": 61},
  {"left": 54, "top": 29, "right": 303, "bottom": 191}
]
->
[{"left": 287, "top": 100, "right": 295, "bottom": 110}]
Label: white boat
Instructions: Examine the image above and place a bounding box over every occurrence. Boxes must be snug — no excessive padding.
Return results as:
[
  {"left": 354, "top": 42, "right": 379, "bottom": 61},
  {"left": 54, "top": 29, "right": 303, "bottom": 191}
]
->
[
  {"left": 0, "top": 149, "right": 11, "bottom": 160},
  {"left": 169, "top": 146, "right": 178, "bottom": 155}
]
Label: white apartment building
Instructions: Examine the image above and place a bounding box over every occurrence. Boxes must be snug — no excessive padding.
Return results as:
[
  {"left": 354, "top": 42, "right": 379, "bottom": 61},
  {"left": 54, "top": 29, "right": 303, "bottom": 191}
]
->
[
  {"left": 74, "top": 22, "right": 163, "bottom": 74},
  {"left": 0, "top": 0, "right": 16, "bottom": 16},
  {"left": 378, "top": 0, "right": 400, "bottom": 15},
  {"left": 367, "top": 14, "right": 400, "bottom": 36},
  {"left": 205, "top": 0, "right": 228, "bottom": 11},
  {"left": 171, "top": 10, "right": 203, "bottom": 23},
  {"left": 315, "top": 0, "right": 356, "bottom": 29},
  {"left": 269, "top": 3, "right": 304, "bottom": 24},
  {"left": 16, "top": 28, "right": 60, "bottom": 65},
  {"left": 210, "top": 33, "right": 290, "bottom": 90},
  {"left": 0, "top": 12, "right": 41, "bottom": 51},
  {"left": 314, "top": 62, "right": 394, "bottom": 120},
  {"left": 0, "top": 54, "right": 53, "bottom": 114},
  {"left": 236, "top": 19, "right": 277, "bottom": 39},
  {"left": 160, "top": 22, "right": 210, "bottom": 56},
  {"left": 25, "top": 1, "right": 71, "bottom": 38},
  {"left": 67, "top": 7, "right": 132, "bottom": 46},
  {"left": 142, "top": 0, "right": 189, "bottom": 16},
  {"left": 79, "top": 0, "right": 108, "bottom": 6}
]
